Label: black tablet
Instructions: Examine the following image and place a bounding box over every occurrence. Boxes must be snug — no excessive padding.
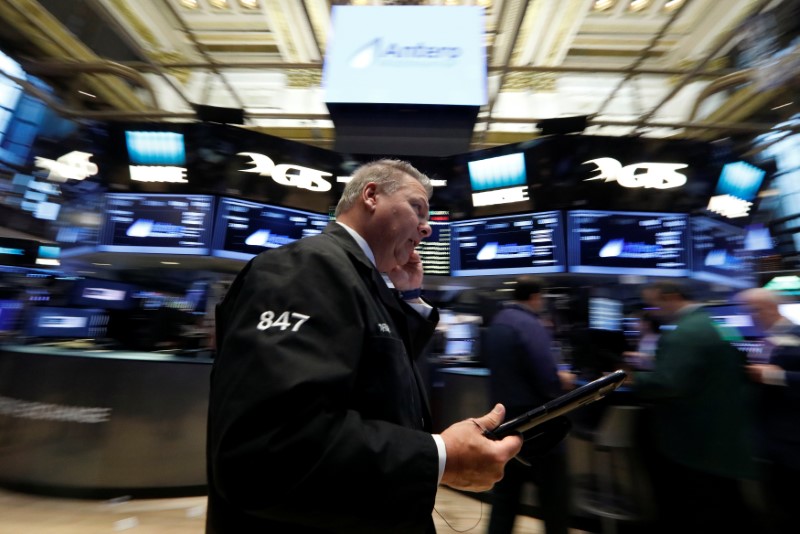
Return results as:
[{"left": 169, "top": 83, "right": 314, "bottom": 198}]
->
[{"left": 485, "top": 369, "right": 627, "bottom": 439}]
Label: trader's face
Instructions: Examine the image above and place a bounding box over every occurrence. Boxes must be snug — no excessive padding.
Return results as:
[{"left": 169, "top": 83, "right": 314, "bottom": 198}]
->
[
  {"left": 369, "top": 176, "right": 431, "bottom": 272},
  {"left": 743, "top": 299, "right": 773, "bottom": 330}
]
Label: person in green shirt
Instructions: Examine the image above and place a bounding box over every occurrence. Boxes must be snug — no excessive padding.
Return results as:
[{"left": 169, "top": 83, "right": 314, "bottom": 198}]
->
[{"left": 630, "top": 280, "right": 758, "bottom": 534}]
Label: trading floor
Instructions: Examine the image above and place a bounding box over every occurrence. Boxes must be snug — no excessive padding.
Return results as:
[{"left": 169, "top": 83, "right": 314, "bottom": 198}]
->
[{"left": 0, "top": 486, "right": 588, "bottom": 534}]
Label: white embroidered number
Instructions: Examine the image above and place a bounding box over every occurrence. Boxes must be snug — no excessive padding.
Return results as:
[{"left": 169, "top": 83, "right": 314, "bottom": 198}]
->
[{"left": 257, "top": 311, "right": 310, "bottom": 332}]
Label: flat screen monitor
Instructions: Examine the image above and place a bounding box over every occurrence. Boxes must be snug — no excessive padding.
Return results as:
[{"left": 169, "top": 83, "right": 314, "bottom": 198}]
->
[
  {"left": 690, "top": 216, "right": 754, "bottom": 289},
  {"left": 0, "top": 238, "right": 38, "bottom": 267},
  {"left": 743, "top": 222, "right": 774, "bottom": 252},
  {"left": 418, "top": 210, "right": 450, "bottom": 275},
  {"left": 778, "top": 303, "right": 800, "bottom": 325},
  {"left": 185, "top": 280, "right": 209, "bottom": 314},
  {"left": 124, "top": 129, "right": 188, "bottom": 184},
  {"left": 450, "top": 211, "right": 566, "bottom": 276},
  {"left": 99, "top": 193, "right": 215, "bottom": 255},
  {"left": 567, "top": 210, "right": 690, "bottom": 276},
  {"left": 323, "top": 6, "right": 486, "bottom": 106},
  {"left": 705, "top": 303, "right": 763, "bottom": 339},
  {"left": 589, "top": 297, "right": 623, "bottom": 331},
  {"left": 70, "top": 279, "right": 136, "bottom": 310},
  {"left": 467, "top": 152, "right": 529, "bottom": 208},
  {"left": 0, "top": 300, "right": 24, "bottom": 333},
  {"left": 25, "top": 306, "right": 108, "bottom": 339},
  {"left": 444, "top": 339, "right": 475, "bottom": 356},
  {"left": 36, "top": 245, "right": 61, "bottom": 267},
  {"left": 211, "top": 197, "right": 329, "bottom": 261}
]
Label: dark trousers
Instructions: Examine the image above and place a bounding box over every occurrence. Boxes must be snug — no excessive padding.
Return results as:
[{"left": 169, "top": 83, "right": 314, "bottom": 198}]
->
[
  {"left": 760, "top": 460, "right": 800, "bottom": 533},
  {"left": 487, "top": 449, "right": 570, "bottom": 534},
  {"left": 648, "top": 452, "right": 755, "bottom": 534}
]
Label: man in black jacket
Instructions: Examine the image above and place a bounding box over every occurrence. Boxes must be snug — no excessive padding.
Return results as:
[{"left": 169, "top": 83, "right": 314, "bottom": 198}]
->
[
  {"left": 484, "top": 276, "right": 572, "bottom": 534},
  {"left": 206, "top": 159, "right": 523, "bottom": 533}
]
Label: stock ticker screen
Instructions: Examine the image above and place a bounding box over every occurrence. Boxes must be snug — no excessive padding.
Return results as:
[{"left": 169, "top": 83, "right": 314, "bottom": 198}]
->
[
  {"left": 99, "top": 193, "right": 215, "bottom": 254},
  {"left": 449, "top": 211, "right": 566, "bottom": 276},
  {"left": 567, "top": 210, "right": 690, "bottom": 276},
  {"left": 418, "top": 210, "right": 451, "bottom": 275},
  {"left": 211, "top": 197, "right": 329, "bottom": 261}
]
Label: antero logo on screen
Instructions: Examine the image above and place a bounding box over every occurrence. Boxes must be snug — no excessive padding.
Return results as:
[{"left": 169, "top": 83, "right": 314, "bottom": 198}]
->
[{"left": 348, "top": 38, "right": 462, "bottom": 69}]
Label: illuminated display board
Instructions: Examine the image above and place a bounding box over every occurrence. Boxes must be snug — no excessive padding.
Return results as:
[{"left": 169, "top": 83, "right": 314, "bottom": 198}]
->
[
  {"left": 124, "top": 130, "right": 188, "bottom": 184},
  {"left": 690, "top": 216, "right": 754, "bottom": 289},
  {"left": 323, "top": 6, "right": 486, "bottom": 106},
  {"left": 418, "top": 210, "right": 450, "bottom": 275},
  {"left": 450, "top": 211, "right": 565, "bottom": 276},
  {"left": 25, "top": 307, "right": 108, "bottom": 339},
  {"left": 567, "top": 210, "right": 690, "bottom": 276},
  {"left": 99, "top": 193, "right": 215, "bottom": 254},
  {"left": 211, "top": 197, "right": 329, "bottom": 261},
  {"left": 467, "top": 152, "right": 529, "bottom": 207}
]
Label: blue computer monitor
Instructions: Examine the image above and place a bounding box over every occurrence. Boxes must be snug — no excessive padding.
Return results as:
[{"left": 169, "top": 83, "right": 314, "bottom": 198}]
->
[
  {"left": 210, "top": 197, "right": 329, "bottom": 261},
  {"left": 99, "top": 193, "right": 215, "bottom": 255},
  {"left": 690, "top": 215, "right": 754, "bottom": 289},
  {"left": 25, "top": 307, "right": 108, "bottom": 339},
  {"left": 449, "top": 211, "right": 566, "bottom": 276},
  {"left": 567, "top": 210, "right": 690, "bottom": 276}
]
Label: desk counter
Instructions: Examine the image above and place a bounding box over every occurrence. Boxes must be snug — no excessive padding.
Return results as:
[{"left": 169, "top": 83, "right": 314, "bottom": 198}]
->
[{"left": 0, "top": 344, "right": 212, "bottom": 498}]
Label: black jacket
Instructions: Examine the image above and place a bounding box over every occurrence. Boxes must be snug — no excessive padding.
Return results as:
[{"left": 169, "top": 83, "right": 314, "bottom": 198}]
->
[
  {"left": 484, "top": 303, "right": 562, "bottom": 418},
  {"left": 206, "top": 223, "right": 440, "bottom": 533}
]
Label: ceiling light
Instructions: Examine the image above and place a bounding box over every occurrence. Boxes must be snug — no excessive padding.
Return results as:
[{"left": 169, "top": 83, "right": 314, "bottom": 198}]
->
[
  {"left": 179, "top": 0, "right": 199, "bottom": 8},
  {"left": 771, "top": 102, "right": 794, "bottom": 110},
  {"left": 663, "top": 0, "right": 685, "bottom": 11},
  {"left": 91, "top": 263, "right": 111, "bottom": 266},
  {"left": 161, "top": 261, "right": 180, "bottom": 265},
  {"left": 78, "top": 90, "right": 96, "bottom": 98},
  {"left": 593, "top": 0, "right": 615, "bottom": 11},
  {"left": 238, "top": 0, "right": 258, "bottom": 8},
  {"left": 477, "top": 0, "right": 492, "bottom": 8},
  {"left": 208, "top": 0, "right": 229, "bottom": 9},
  {"left": 629, "top": 0, "right": 650, "bottom": 12}
]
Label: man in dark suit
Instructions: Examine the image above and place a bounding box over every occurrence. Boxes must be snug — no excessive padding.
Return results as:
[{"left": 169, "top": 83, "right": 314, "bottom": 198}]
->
[
  {"left": 484, "top": 276, "right": 573, "bottom": 534},
  {"left": 206, "top": 159, "right": 523, "bottom": 533},
  {"left": 631, "top": 280, "right": 757, "bottom": 534},
  {"left": 737, "top": 287, "right": 800, "bottom": 533}
]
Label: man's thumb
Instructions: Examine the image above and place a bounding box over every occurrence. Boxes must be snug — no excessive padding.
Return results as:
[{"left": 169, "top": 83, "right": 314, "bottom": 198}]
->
[{"left": 476, "top": 403, "right": 506, "bottom": 431}]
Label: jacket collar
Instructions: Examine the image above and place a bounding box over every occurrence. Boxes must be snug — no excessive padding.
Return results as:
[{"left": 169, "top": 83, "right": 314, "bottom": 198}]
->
[
  {"left": 323, "top": 222, "right": 376, "bottom": 272},
  {"left": 322, "top": 223, "right": 403, "bottom": 314}
]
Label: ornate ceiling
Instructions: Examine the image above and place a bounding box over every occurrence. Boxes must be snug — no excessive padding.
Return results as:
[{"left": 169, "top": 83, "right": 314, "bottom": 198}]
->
[{"left": 0, "top": 0, "right": 798, "bottom": 151}]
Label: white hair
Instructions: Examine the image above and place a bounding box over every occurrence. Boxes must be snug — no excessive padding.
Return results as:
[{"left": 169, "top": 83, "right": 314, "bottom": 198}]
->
[{"left": 334, "top": 159, "right": 432, "bottom": 217}]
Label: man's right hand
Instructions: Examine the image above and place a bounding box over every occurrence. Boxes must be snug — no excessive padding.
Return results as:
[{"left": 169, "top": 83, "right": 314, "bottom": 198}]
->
[{"left": 439, "top": 404, "right": 523, "bottom": 492}]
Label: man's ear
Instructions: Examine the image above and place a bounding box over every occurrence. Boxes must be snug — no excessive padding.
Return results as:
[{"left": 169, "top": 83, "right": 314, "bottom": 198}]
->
[{"left": 362, "top": 182, "right": 378, "bottom": 212}]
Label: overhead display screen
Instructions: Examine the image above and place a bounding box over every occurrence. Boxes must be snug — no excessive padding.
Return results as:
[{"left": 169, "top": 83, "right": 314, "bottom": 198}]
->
[
  {"left": 691, "top": 216, "right": 754, "bottom": 288},
  {"left": 450, "top": 211, "right": 566, "bottom": 276},
  {"left": 567, "top": 210, "right": 690, "bottom": 276},
  {"left": 211, "top": 197, "right": 329, "bottom": 261},
  {"left": 322, "top": 6, "right": 486, "bottom": 106},
  {"left": 418, "top": 210, "right": 450, "bottom": 276},
  {"left": 99, "top": 193, "right": 215, "bottom": 254}
]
